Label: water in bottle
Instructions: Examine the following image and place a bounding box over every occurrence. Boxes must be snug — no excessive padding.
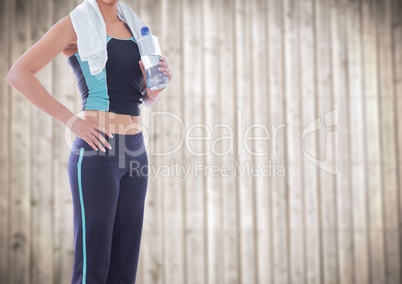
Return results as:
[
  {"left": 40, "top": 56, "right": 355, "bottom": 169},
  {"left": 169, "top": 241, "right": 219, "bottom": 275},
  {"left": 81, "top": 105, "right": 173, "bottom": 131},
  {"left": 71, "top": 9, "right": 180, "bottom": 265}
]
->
[{"left": 137, "top": 26, "right": 169, "bottom": 90}]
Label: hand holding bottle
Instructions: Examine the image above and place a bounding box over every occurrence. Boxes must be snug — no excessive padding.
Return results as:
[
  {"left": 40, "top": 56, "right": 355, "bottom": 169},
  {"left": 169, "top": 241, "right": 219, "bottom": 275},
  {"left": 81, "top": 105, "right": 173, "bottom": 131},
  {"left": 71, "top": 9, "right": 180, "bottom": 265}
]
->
[{"left": 139, "top": 56, "right": 172, "bottom": 97}]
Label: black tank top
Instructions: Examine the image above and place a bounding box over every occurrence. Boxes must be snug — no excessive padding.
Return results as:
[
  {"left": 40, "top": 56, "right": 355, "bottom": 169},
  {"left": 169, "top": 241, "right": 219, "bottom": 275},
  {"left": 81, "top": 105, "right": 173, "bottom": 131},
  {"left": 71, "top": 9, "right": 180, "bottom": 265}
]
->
[{"left": 67, "top": 35, "right": 144, "bottom": 116}]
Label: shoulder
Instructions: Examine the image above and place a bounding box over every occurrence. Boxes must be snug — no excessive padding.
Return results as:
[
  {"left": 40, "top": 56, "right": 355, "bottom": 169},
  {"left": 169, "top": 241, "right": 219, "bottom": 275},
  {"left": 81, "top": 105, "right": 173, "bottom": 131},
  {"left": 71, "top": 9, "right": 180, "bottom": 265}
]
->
[
  {"left": 46, "top": 15, "right": 77, "bottom": 57},
  {"left": 56, "top": 16, "right": 78, "bottom": 56},
  {"left": 51, "top": 15, "right": 77, "bottom": 44}
]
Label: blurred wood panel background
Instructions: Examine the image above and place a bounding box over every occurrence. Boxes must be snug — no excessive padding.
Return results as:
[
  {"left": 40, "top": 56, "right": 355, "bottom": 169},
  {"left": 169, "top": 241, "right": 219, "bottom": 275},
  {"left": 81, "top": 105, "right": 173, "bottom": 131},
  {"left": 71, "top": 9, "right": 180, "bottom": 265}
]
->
[{"left": 0, "top": 0, "right": 401, "bottom": 283}]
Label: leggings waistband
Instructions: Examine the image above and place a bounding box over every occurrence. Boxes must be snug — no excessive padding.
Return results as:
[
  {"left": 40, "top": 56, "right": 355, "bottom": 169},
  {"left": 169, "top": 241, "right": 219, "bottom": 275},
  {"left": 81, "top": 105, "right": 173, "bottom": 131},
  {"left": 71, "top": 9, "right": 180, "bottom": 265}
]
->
[{"left": 70, "top": 130, "right": 146, "bottom": 158}]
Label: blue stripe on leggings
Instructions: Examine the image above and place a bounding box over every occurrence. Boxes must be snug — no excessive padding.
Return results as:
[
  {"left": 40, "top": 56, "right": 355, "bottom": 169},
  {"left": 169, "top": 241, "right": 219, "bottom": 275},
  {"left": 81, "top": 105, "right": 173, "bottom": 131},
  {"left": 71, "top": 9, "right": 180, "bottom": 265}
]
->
[{"left": 77, "top": 148, "right": 87, "bottom": 284}]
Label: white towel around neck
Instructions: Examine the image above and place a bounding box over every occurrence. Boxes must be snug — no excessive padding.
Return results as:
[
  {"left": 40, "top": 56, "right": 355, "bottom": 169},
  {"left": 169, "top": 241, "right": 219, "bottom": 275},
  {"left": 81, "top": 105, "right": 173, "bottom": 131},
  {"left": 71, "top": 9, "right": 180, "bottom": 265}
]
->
[{"left": 70, "top": 0, "right": 145, "bottom": 75}]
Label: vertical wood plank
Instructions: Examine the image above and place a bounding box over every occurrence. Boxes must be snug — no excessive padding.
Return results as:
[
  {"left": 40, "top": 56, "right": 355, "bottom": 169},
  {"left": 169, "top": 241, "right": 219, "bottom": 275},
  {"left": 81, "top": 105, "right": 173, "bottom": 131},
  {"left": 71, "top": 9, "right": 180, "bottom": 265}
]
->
[
  {"left": 300, "top": 0, "right": 322, "bottom": 283},
  {"left": 30, "top": 0, "right": 54, "bottom": 283},
  {"left": 330, "top": 0, "right": 355, "bottom": 283},
  {"left": 251, "top": 0, "right": 272, "bottom": 282},
  {"left": 182, "top": 0, "right": 206, "bottom": 283},
  {"left": 391, "top": 0, "right": 402, "bottom": 279},
  {"left": 314, "top": 0, "right": 339, "bottom": 282},
  {"left": 345, "top": 0, "right": 370, "bottom": 283},
  {"left": 377, "top": 0, "right": 402, "bottom": 283},
  {"left": 361, "top": 0, "right": 386, "bottom": 283},
  {"left": 8, "top": 0, "right": 32, "bottom": 282},
  {"left": 157, "top": 0, "right": 186, "bottom": 283},
  {"left": 218, "top": 0, "right": 240, "bottom": 283},
  {"left": 283, "top": 0, "right": 305, "bottom": 283},
  {"left": 268, "top": 0, "right": 289, "bottom": 283},
  {"left": 233, "top": 0, "right": 258, "bottom": 282},
  {"left": 0, "top": 0, "right": 11, "bottom": 282},
  {"left": 202, "top": 0, "right": 223, "bottom": 283}
]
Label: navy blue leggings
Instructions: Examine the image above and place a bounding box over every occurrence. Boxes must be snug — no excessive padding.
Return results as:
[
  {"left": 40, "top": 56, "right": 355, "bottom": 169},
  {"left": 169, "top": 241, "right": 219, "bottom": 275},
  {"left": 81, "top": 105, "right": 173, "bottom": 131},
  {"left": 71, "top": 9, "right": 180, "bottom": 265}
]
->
[{"left": 67, "top": 131, "right": 148, "bottom": 284}]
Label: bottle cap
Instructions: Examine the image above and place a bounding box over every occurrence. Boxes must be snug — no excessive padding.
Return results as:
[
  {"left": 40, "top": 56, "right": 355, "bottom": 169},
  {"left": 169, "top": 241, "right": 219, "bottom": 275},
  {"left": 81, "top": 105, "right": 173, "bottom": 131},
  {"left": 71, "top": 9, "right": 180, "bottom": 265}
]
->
[{"left": 141, "top": 26, "right": 150, "bottom": 36}]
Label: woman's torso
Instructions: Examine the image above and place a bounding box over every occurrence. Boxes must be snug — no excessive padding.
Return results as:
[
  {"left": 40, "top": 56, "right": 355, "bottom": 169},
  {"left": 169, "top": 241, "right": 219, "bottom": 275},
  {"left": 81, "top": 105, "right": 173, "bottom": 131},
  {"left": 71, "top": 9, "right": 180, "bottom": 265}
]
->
[{"left": 63, "top": 21, "right": 142, "bottom": 134}]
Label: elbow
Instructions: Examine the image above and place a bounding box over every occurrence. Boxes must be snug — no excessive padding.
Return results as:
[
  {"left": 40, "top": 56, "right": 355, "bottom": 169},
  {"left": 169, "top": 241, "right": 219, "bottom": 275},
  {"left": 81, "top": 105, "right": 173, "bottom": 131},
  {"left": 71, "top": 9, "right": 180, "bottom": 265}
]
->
[
  {"left": 6, "top": 66, "right": 20, "bottom": 87},
  {"left": 6, "top": 68, "right": 15, "bottom": 86},
  {"left": 142, "top": 94, "right": 161, "bottom": 108},
  {"left": 6, "top": 64, "right": 32, "bottom": 88}
]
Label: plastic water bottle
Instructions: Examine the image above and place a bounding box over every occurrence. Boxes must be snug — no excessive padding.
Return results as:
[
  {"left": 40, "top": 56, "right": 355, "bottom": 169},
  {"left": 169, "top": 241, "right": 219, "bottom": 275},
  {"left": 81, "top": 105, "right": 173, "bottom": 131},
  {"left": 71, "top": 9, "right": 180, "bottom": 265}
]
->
[{"left": 137, "top": 26, "right": 169, "bottom": 90}]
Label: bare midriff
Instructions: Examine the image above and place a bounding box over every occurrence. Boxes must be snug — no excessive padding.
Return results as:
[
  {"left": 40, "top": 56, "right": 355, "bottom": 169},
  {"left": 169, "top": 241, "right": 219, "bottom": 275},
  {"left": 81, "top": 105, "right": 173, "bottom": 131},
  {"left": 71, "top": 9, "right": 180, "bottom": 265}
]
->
[{"left": 80, "top": 110, "right": 143, "bottom": 135}]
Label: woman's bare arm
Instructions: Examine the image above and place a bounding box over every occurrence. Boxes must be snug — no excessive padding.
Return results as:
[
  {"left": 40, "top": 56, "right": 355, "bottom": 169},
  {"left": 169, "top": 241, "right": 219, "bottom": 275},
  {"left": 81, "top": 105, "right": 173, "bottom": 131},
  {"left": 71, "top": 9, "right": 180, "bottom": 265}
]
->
[
  {"left": 6, "top": 15, "right": 77, "bottom": 125},
  {"left": 6, "top": 16, "right": 113, "bottom": 151}
]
